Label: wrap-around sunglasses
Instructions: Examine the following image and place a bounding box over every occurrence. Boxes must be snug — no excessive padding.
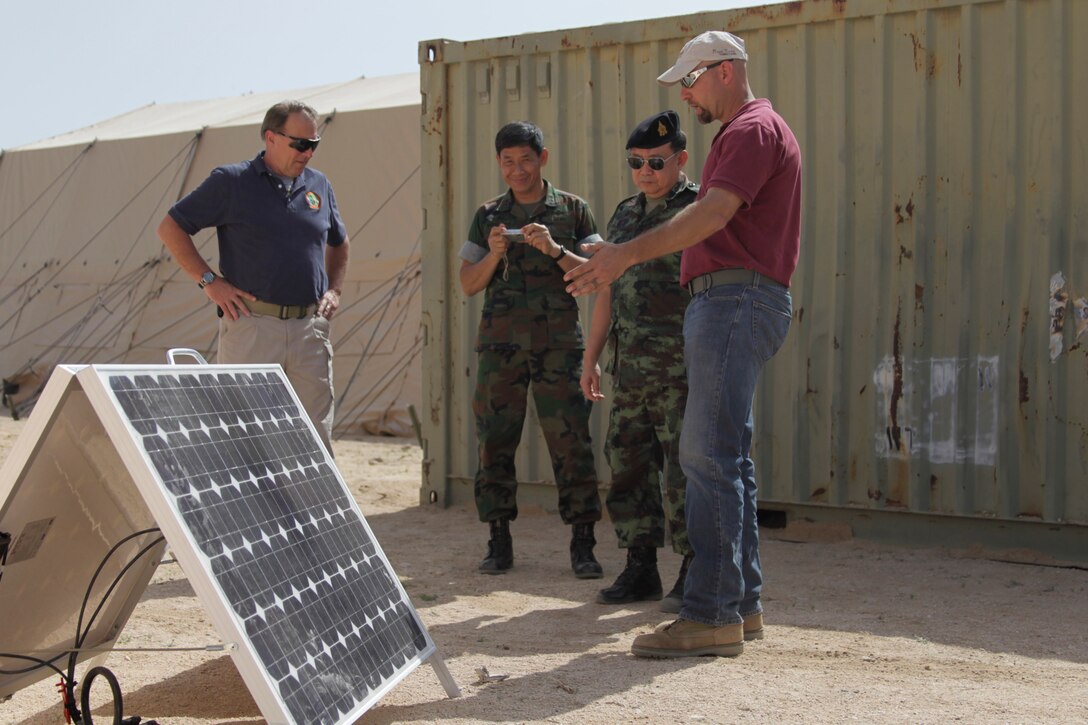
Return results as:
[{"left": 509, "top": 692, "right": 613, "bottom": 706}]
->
[{"left": 274, "top": 130, "right": 321, "bottom": 153}]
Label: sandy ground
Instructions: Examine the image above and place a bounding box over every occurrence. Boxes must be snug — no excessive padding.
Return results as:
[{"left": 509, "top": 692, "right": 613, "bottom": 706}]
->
[{"left": 1, "top": 415, "right": 1086, "bottom": 725}]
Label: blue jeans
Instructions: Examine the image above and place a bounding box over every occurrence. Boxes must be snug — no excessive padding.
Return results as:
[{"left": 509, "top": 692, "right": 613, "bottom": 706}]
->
[{"left": 678, "top": 279, "right": 792, "bottom": 626}]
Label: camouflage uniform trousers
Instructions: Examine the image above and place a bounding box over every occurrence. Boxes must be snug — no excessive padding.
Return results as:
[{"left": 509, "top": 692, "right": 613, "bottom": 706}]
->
[
  {"left": 473, "top": 347, "right": 602, "bottom": 525},
  {"left": 604, "top": 356, "right": 690, "bottom": 555}
]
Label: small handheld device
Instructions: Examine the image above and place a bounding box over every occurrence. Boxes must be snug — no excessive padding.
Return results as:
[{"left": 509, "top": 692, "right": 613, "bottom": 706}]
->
[{"left": 502, "top": 230, "right": 525, "bottom": 243}]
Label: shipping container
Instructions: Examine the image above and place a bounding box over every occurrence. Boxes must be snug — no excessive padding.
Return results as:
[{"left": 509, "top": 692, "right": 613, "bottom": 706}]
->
[{"left": 418, "top": 0, "right": 1088, "bottom": 560}]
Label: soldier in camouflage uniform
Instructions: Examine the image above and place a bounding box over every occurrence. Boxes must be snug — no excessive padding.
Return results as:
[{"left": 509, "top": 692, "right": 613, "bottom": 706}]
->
[
  {"left": 581, "top": 111, "right": 697, "bottom": 611},
  {"left": 459, "top": 121, "right": 604, "bottom": 578}
]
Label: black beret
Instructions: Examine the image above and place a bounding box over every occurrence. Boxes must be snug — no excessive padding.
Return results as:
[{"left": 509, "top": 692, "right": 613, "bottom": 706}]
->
[{"left": 626, "top": 110, "right": 680, "bottom": 149}]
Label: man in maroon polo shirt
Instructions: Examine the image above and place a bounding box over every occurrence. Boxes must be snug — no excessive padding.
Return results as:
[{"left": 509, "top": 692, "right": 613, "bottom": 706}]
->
[{"left": 565, "top": 30, "right": 801, "bottom": 658}]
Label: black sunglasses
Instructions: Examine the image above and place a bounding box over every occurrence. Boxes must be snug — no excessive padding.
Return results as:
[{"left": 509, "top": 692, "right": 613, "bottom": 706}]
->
[
  {"left": 274, "top": 130, "right": 321, "bottom": 153},
  {"left": 626, "top": 151, "right": 680, "bottom": 171}
]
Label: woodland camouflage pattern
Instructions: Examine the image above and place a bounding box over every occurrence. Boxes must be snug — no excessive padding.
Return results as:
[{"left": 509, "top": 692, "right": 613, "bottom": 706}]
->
[
  {"left": 473, "top": 348, "right": 600, "bottom": 524},
  {"left": 466, "top": 181, "right": 601, "bottom": 524},
  {"left": 603, "top": 176, "right": 698, "bottom": 553},
  {"left": 467, "top": 182, "right": 596, "bottom": 352}
]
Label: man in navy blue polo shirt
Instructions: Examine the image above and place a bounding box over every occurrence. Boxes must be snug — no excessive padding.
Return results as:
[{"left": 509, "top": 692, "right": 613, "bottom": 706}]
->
[{"left": 157, "top": 100, "right": 350, "bottom": 454}]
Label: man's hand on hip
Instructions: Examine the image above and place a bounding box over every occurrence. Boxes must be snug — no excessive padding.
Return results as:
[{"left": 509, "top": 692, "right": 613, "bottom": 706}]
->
[
  {"left": 204, "top": 279, "right": 257, "bottom": 320},
  {"left": 318, "top": 289, "right": 341, "bottom": 319}
]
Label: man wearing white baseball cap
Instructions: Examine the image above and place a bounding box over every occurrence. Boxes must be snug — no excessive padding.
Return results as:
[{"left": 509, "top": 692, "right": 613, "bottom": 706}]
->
[
  {"left": 565, "top": 30, "right": 801, "bottom": 658},
  {"left": 655, "top": 30, "right": 750, "bottom": 84}
]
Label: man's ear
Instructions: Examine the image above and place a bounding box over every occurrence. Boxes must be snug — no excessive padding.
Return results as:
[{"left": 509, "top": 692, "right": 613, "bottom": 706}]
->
[
  {"left": 539, "top": 148, "right": 549, "bottom": 167},
  {"left": 721, "top": 60, "right": 736, "bottom": 85}
]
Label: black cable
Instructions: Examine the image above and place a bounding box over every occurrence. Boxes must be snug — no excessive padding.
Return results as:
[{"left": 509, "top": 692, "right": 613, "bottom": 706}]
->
[
  {"left": 71, "top": 528, "right": 162, "bottom": 654},
  {"left": 76, "top": 535, "right": 165, "bottom": 652},
  {"left": 0, "top": 529, "right": 9, "bottom": 586},
  {"left": 65, "top": 528, "right": 163, "bottom": 724},
  {"left": 0, "top": 652, "right": 68, "bottom": 680},
  {"left": 79, "top": 666, "right": 123, "bottom": 725},
  {"left": 0, "top": 534, "right": 69, "bottom": 679}
]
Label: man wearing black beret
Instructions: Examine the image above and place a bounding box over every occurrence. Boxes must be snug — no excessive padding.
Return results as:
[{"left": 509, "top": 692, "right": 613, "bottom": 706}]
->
[{"left": 581, "top": 110, "right": 698, "bottom": 610}]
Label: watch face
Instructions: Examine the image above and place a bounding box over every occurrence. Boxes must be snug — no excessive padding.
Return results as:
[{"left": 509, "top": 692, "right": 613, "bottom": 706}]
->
[{"left": 200, "top": 272, "right": 216, "bottom": 287}]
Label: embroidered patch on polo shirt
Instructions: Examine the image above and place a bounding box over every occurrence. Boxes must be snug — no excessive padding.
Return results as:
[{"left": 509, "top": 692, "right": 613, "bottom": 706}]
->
[{"left": 305, "top": 191, "right": 321, "bottom": 210}]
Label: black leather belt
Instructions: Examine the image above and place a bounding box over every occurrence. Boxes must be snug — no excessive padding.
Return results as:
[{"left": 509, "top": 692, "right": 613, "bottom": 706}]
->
[
  {"left": 245, "top": 299, "right": 317, "bottom": 319},
  {"left": 686, "top": 268, "right": 786, "bottom": 295}
]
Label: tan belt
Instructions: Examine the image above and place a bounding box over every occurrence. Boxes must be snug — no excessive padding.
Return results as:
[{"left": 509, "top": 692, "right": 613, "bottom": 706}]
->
[
  {"left": 245, "top": 299, "right": 317, "bottom": 319},
  {"left": 686, "top": 268, "right": 786, "bottom": 295}
]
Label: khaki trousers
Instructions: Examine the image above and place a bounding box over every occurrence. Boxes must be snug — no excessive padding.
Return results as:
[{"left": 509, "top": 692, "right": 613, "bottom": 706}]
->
[{"left": 217, "top": 313, "right": 334, "bottom": 454}]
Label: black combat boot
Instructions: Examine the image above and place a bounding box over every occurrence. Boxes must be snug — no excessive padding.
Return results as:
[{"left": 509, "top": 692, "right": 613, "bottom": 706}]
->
[
  {"left": 478, "top": 518, "right": 513, "bottom": 574},
  {"left": 596, "top": 546, "right": 662, "bottom": 604},
  {"left": 660, "top": 553, "right": 693, "bottom": 613},
  {"left": 569, "top": 522, "right": 603, "bottom": 579}
]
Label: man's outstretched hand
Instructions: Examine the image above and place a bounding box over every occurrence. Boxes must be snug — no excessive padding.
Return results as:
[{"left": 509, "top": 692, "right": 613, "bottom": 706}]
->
[{"left": 564, "top": 240, "right": 632, "bottom": 297}]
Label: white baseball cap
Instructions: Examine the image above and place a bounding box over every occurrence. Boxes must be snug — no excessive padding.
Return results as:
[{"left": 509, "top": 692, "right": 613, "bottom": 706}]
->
[{"left": 657, "top": 31, "right": 749, "bottom": 86}]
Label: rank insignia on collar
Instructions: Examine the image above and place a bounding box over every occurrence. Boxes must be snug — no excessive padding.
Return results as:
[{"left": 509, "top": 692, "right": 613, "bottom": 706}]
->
[{"left": 306, "top": 191, "right": 321, "bottom": 210}]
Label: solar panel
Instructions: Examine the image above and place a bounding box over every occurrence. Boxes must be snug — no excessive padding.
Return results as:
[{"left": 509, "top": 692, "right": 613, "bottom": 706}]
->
[
  {"left": 0, "top": 359, "right": 457, "bottom": 723},
  {"left": 0, "top": 366, "right": 165, "bottom": 701}
]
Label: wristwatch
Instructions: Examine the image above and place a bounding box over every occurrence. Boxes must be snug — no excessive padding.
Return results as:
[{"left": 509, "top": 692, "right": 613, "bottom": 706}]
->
[
  {"left": 198, "top": 271, "right": 217, "bottom": 288},
  {"left": 553, "top": 246, "right": 568, "bottom": 261}
]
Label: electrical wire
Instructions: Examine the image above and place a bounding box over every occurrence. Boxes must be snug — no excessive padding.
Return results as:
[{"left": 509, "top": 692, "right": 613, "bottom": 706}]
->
[
  {"left": 0, "top": 652, "right": 68, "bottom": 679},
  {"left": 1, "top": 527, "right": 165, "bottom": 723},
  {"left": 72, "top": 530, "right": 164, "bottom": 657},
  {"left": 64, "top": 528, "right": 164, "bottom": 724},
  {"left": 79, "top": 666, "right": 123, "bottom": 725}
]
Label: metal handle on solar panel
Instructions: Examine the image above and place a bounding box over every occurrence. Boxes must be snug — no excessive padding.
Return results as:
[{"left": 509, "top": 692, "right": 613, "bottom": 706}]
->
[{"left": 166, "top": 348, "right": 209, "bottom": 365}]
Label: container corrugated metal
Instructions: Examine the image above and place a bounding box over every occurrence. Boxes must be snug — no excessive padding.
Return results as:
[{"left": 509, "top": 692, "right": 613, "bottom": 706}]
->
[{"left": 418, "top": 0, "right": 1088, "bottom": 539}]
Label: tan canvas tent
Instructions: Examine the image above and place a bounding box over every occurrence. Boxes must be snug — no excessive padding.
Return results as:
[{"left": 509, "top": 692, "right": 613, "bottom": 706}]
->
[{"left": 0, "top": 73, "right": 422, "bottom": 437}]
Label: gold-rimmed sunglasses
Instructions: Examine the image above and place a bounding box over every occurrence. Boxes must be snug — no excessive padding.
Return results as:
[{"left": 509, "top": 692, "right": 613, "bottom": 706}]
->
[{"left": 626, "top": 152, "right": 680, "bottom": 171}]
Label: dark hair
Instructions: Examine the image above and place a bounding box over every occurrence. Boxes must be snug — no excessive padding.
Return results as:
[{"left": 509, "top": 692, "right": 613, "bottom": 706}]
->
[
  {"left": 670, "top": 129, "right": 688, "bottom": 153},
  {"left": 495, "top": 121, "right": 545, "bottom": 155},
  {"left": 260, "top": 101, "right": 318, "bottom": 140}
]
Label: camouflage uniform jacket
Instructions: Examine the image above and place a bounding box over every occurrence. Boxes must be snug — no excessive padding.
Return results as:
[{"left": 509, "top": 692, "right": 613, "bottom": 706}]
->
[
  {"left": 604, "top": 175, "right": 699, "bottom": 374},
  {"left": 465, "top": 181, "right": 599, "bottom": 352}
]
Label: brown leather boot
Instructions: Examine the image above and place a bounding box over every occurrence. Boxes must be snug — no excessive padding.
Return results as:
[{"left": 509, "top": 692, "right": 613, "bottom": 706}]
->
[
  {"left": 631, "top": 619, "right": 744, "bottom": 658},
  {"left": 742, "top": 612, "right": 765, "bottom": 641}
]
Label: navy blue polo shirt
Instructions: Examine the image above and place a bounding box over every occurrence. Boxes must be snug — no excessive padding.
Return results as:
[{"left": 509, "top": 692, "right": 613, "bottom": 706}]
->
[{"left": 169, "top": 152, "right": 347, "bottom": 306}]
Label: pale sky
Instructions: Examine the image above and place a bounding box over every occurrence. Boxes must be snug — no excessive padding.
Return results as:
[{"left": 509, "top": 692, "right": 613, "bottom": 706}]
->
[{"left": 1, "top": 0, "right": 757, "bottom": 149}]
